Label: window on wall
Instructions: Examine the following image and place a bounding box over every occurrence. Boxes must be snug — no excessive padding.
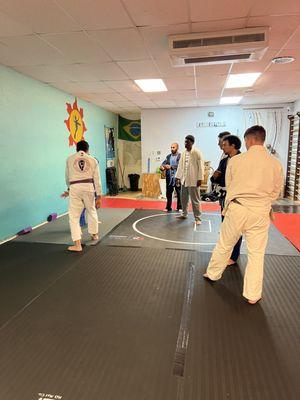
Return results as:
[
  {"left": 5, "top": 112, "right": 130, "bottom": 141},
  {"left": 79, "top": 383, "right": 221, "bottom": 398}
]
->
[{"left": 285, "top": 113, "right": 300, "bottom": 200}]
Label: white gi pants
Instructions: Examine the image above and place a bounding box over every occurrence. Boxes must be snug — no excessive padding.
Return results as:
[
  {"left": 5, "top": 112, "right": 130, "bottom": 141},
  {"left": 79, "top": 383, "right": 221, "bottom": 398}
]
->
[
  {"left": 206, "top": 201, "right": 270, "bottom": 301},
  {"left": 68, "top": 186, "right": 98, "bottom": 241}
]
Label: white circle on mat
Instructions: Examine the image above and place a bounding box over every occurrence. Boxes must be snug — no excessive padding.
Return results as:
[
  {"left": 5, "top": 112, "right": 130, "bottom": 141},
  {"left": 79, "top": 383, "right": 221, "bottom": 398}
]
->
[{"left": 132, "top": 213, "right": 219, "bottom": 245}]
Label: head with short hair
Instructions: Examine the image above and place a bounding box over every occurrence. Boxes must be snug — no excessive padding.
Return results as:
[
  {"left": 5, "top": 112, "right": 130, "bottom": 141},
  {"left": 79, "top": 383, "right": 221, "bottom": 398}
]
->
[
  {"left": 76, "top": 140, "right": 89, "bottom": 153},
  {"left": 171, "top": 142, "right": 179, "bottom": 154},
  {"left": 185, "top": 134, "right": 195, "bottom": 151},
  {"left": 218, "top": 131, "right": 231, "bottom": 149},
  {"left": 222, "top": 135, "right": 242, "bottom": 156},
  {"left": 244, "top": 125, "right": 266, "bottom": 150}
]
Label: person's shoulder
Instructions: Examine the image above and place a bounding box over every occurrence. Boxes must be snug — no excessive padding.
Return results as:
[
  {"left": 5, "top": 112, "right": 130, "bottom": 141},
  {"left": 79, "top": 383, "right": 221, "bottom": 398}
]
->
[
  {"left": 228, "top": 152, "right": 244, "bottom": 164},
  {"left": 269, "top": 155, "right": 283, "bottom": 170}
]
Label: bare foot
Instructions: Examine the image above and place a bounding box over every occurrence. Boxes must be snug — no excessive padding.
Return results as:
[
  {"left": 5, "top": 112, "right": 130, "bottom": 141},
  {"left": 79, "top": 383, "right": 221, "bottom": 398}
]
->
[
  {"left": 248, "top": 298, "right": 261, "bottom": 305},
  {"left": 227, "top": 259, "right": 236, "bottom": 266},
  {"left": 195, "top": 220, "right": 202, "bottom": 225},
  {"left": 68, "top": 245, "right": 82, "bottom": 252},
  {"left": 91, "top": 234, "right": 99, "bottom": 241}
]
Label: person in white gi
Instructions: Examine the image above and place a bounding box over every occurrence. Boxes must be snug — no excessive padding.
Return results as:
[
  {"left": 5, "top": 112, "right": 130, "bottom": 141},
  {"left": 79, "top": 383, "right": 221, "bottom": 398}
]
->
[
  {"left": 175, "top": 135, "right": 204, "bottom": 225},
  {"left": 61, "top": 140, "right": 102, "bottom": 252},
  {"left": 204, "top": 125, "right": 283, "bottom": 304}
]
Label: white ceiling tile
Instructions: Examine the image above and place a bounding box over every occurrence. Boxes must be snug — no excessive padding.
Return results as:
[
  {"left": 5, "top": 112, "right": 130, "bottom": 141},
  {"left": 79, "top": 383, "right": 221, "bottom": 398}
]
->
[
  {"left": 101, "top": 92, "right": 129, "bottom": 101},
  {"left": 123, "top": 0, "right": 189, "bottom": 26},
  {"left": 175, "top": 100, "right": 198, "bottom": 107},
  {"left": 196, "top": 75, "right": 226, "bottom": 91},
  {"left": 112, "top": 101, "right": 137, "bottom": 107},
  {"left": 155, "top": 56, "right": 194, "bottom": 78},
  {"left": 196, "top": 90, "right": 222, "bottom": 99},
  {"left": 0, "top": 35, "right": 65, "bottom": 66},
  {"left": 62, "top": 63, "right": 129, "bottom": 81},
  {"left": 0, "top": 10, "right": 32, "bottom": 37},
  {"left": 154, "top": 100, "right": 177, "bottom": 107},
  {"left": 230, "top": 49, "right": 279, "bottom": 74},
  {"left": 120, "top": 92, "right": 151, "bottom": 101},
  {"left": 12, "top": 65, "right": 71, "bottom": 82},
  {"left": 40, "top": 32, "right": 111, "bottom": 64},
  {"left": 88, "top": 28, "right": 149, "bottom": 61},
  {"left": 48, "top": 81, "right": 85, "bottom": 93},
  {"left": 165, "top": 89, "right": 197, "bottom": 99},
  {"left": 189, "top": 0, "right": 252, "bottom": 22},
  {"left": 283, "top": 26, "right": 300, "bottom": 50},
  {"left": 117, "top": 60, "right": 160, "bottom": 79},
  {"left": 139, "top": 24, "right": 190, "bottom": 58},
  {"left": 195, "top": 64, "right": 231, "bottom": 75},
  {"left": 268, "top": 50, "right": 300, "bottom": 72},
  {"left": 250, "top": 1, "right": 300, "bottom": 17},
  {"left": 247, "top": 15, "right": 300, "bottom": 51},
  {"left": 105, "top": 80, "right": 141, "bottom": 93},
  {"left": 192, "top": 18, "right": 247, "bottom": 33},
  {"left": 56, "top": 0, "right": 133, "bottom": 30},
  {"left": 197, "top": 99, "right": 220, "bottom": 106},
  {"left": 0, "top": 0, "right": 79, "bottom": 33},
  {"left": 164, "top": 77, "right": 195, "bottom": 91},
  {"left": 77, "top": 81, "right": 115, "bottom": 93}
]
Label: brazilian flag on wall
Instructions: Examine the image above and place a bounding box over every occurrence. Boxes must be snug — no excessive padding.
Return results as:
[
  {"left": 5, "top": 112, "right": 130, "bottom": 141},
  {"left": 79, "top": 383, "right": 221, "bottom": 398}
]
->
[{"left": 118, "top": 116, "right": 141, "bottom": 141}]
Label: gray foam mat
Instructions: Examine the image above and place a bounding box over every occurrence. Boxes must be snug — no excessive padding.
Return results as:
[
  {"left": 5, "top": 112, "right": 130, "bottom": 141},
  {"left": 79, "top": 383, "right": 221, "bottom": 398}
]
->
[
  {"left": 101, "top": 209, "right": 299, "bottom": 256},
  {"left": 14, "top": 208, "right": 134, "bottom": 246}
]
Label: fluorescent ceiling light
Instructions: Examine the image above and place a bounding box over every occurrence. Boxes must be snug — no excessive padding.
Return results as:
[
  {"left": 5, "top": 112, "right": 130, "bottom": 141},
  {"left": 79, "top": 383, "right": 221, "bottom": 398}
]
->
[
  {"left": 225, "top": 73, "right": 261, "bottom": 88},
  {"left": 220, "top": 96, "right": 243, "bottom": 105},
  {"left": 134, "top": 79, "right": 167, "bottom": 92}
]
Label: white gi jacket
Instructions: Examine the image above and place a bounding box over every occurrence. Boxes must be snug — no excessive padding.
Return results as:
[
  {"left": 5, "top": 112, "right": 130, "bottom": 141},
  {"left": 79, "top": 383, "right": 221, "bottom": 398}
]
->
[
  {"left": 175, "top": 147, "right": 204, "bottom": 187},
  {"left": 224, "top": 145, "right": 283, "bottom": 216},
  {"left": 65, "top": 151, "right": 102, "bottom": 196}
]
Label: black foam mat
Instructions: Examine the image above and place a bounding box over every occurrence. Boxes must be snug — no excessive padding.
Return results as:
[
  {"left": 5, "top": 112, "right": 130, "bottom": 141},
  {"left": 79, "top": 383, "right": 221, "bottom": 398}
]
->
[
  {"left": 0, "top": 242, "right": 89, "bottom": 327},
  {"left": 0, "top": 246, "right": 193, "bottom": 400},
  {"left": 184, "top": 252, "right": 300, "bottom": 400},
  {"left": 0, "top": 244, "right": 299, "bottom": 400},
  {"left": 101, "top": 209, "right": 299, "bottom": 256}
]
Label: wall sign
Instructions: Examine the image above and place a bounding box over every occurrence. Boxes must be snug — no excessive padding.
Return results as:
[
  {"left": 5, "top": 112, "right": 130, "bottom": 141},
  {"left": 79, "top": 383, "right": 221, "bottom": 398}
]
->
[
  {"left": 196, "top": 121, "right": 226, "bottom": 128},
  {"left": 64, "top": 98, "right": 87, "bottom": 146}
]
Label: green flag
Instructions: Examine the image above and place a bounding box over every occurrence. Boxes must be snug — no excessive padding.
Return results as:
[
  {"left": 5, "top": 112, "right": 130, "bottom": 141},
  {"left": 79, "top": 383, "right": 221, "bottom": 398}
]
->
[{"left": 118, "top": 116, "right": 141, "bottom": 141}]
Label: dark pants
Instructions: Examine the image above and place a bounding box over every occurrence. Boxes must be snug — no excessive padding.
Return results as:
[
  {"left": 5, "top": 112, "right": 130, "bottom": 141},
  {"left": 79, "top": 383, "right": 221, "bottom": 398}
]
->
[
  {"left": 166, "top": 180, "right": 182, "bottom": 211},
  {"left": 220, "top": 195, "right": 242, "bottom": 262}
]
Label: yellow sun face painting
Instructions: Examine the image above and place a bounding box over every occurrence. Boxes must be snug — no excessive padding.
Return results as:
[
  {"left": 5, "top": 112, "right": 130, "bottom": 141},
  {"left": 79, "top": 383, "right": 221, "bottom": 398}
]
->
[{"left": 64, "top": 99, "right": 87, "bottom": 146}]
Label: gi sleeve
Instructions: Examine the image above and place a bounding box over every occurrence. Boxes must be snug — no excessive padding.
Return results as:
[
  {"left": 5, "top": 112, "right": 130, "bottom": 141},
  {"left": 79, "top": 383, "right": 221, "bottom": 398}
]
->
[
  {"left": 270, "top": 163, "right": 284, "bottom": 202},
  {"left": 93, "top": 161, "right": 102, "bottom": 196},
  {"left": 65, "top": 160, "right": 70, "bottom": 189},
  {"left": 198, "top": 150, "right": 204, "bottom": 181}
]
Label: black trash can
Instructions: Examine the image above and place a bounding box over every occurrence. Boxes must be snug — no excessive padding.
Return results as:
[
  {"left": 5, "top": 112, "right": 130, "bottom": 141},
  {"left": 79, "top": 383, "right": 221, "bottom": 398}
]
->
[
  {"left": 128, "top": 174, "right": 140, "bottom": 191},
  {"left": 106, "top": 167, "right": 119, "bottom": 195}
]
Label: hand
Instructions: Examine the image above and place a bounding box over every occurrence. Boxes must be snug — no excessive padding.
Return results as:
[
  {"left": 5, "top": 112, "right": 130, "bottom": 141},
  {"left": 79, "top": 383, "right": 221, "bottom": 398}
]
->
[
  {"left": 213, "top": 170, "right": 221, "bottom": 179},
  {"left": 164, "top": 165, "right": 171, "bottom": 170},
  {"left": 95, "top": 196, "right": 102, "bottom": 209},
  {"left": 176, "top": 178, "right": 181, "bottom": 187},
  {"left": 61, "top": 191, "right": 69, "bottom": 198},
  {"left": 197, "top": 180, "right": 202, "bottom": 187},
  {"left": 160, "top": 166, "right": 165, "bottom": 171}
]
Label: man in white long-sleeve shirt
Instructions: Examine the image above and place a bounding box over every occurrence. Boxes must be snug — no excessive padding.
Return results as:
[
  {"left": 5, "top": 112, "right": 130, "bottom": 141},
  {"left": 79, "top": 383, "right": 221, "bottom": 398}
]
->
[
  {"left": 175, "top": 135, "right": 204, "bottom": 224},
  {"left": 61, "top": 140, "right": 102, "bottom": 252},
  {"left": 204, "top": 125, "right": 283, "bottom": 304}
]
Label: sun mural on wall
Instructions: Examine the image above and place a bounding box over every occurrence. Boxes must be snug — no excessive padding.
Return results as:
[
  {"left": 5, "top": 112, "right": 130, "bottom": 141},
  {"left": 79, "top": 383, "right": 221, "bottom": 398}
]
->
[{"left": 64, "top": 98, "right": 87, "bottom": 146}]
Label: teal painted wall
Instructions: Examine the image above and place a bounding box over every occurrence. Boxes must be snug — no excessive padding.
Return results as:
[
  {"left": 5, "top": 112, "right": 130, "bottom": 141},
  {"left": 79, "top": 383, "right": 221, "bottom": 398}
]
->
[{"left": 0, "top": 65, "right": 117, "bottom": 241}]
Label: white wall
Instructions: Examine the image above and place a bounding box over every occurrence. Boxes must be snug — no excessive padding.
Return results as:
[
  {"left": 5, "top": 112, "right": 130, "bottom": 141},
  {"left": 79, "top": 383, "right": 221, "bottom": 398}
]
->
[
  {"left": 294, "top": 99, "right": 300, "bottom": 112},
  {"left": 142, "top": 106, "right": 244, "bottom": 174},
  {"left": 141, "top": 105, "right": 290, "bottom": 175}
]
